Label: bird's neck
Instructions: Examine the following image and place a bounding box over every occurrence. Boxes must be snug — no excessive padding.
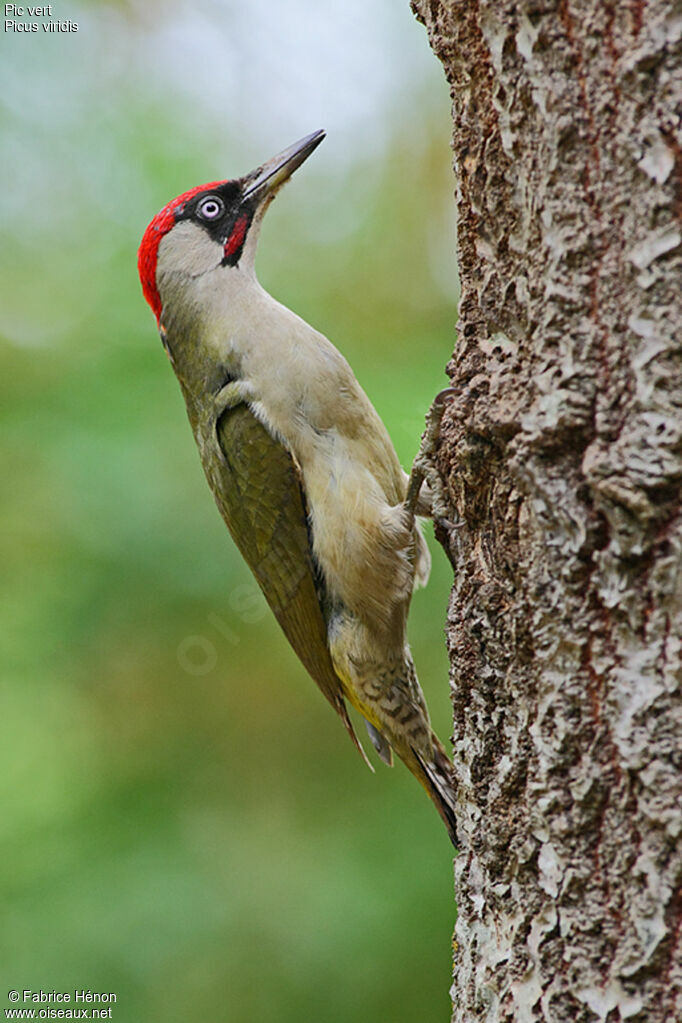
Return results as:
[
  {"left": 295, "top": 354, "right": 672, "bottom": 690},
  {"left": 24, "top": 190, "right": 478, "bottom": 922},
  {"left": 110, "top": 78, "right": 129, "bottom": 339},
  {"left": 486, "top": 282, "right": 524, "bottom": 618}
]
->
[{"left": 160, "top": 262, "right": 273, "bottom": 396}]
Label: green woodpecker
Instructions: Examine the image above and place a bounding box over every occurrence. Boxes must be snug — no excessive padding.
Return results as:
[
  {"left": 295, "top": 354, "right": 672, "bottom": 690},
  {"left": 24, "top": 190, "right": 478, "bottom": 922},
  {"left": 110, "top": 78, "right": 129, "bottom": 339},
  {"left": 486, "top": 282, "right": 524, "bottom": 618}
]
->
[{"left": 138, "top": 131, "right": 457, "bottom": 845}]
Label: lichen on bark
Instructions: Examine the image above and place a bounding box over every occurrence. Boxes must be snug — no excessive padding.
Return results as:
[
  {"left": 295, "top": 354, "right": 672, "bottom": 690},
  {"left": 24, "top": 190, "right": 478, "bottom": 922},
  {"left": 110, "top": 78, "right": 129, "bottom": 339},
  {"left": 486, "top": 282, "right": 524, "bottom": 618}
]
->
[{"left": 411, "top": 1, "right": 682, "bottom": 1020}]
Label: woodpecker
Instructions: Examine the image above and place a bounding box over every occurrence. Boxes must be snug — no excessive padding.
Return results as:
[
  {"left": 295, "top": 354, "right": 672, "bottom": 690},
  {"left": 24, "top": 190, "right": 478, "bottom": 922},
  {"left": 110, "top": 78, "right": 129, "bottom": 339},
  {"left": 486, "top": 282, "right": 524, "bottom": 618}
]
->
[{"left": 138, "top": 130, "right": 457, "bottom": 845}]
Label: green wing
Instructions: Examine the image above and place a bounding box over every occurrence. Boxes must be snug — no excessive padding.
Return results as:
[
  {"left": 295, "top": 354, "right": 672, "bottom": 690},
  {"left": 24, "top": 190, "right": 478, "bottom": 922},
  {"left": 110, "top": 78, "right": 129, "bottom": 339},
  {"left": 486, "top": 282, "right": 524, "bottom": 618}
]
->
[{"left": 214, "top": 402, "right": 370, "bottom": 766}]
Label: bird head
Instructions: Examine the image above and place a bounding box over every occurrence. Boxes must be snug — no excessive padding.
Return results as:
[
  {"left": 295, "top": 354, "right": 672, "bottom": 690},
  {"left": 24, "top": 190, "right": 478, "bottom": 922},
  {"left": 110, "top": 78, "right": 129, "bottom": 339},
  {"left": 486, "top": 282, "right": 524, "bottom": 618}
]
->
[{"left": 138, "top": 130, "right": 325, "bottom": 327}]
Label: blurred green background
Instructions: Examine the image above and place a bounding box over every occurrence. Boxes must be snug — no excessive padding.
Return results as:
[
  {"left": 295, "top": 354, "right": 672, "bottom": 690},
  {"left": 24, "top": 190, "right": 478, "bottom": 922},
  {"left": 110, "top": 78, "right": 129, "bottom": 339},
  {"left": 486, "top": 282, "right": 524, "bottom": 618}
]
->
[{"left": 1, "top": 2, "right": 458, "bottom": 1020}]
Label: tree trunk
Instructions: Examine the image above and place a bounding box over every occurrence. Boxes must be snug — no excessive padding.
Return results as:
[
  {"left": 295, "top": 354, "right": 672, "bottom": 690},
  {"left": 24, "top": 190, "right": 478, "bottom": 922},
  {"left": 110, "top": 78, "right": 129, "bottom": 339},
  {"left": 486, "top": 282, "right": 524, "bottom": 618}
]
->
[{"left": 411, "top": 1, "right": 682, "bottom": 1020}]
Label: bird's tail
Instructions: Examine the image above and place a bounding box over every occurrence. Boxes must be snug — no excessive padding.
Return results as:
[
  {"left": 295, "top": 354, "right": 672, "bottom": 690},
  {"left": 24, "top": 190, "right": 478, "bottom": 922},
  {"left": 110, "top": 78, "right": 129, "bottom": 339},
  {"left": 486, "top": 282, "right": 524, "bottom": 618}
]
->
[{"left": 412, "top": 740, "right": 458, "bottom": 848}]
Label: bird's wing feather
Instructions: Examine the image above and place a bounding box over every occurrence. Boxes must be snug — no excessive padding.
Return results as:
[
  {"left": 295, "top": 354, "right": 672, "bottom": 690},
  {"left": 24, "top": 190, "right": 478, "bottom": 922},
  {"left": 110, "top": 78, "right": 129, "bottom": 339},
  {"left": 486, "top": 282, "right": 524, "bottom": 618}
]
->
[{"left": 214, "top": 402, "right": 371, "bottom": 767}]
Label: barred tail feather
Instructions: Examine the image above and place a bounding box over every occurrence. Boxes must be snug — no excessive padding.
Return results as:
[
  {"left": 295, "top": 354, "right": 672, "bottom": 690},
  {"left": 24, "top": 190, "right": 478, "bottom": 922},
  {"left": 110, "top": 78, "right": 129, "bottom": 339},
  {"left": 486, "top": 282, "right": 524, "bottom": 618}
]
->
[{"left": 413, "top": 746, "right": 458, "bottom": 848}]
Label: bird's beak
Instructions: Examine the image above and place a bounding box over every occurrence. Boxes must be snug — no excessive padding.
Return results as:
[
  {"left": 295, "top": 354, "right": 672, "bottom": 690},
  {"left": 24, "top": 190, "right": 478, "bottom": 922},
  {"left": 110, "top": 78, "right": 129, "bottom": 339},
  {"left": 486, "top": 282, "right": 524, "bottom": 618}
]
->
[{"left": 242, "top": 130, "right": 325, "bottom": 204}]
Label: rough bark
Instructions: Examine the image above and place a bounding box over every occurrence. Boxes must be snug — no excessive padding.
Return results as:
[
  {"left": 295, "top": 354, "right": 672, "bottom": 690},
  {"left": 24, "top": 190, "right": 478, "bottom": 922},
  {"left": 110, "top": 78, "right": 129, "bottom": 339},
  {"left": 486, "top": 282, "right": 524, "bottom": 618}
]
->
[{"left": 411, "top": 1, "right": 682, "bottom": 1020}]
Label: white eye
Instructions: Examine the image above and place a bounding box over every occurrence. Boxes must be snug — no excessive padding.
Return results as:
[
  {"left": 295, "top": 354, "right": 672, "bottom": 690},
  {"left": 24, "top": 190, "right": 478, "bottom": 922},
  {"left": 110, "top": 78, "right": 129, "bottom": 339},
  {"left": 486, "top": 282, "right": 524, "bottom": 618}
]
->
[{"left": 198, "top": 196, "right": 224, "bottom": 220}]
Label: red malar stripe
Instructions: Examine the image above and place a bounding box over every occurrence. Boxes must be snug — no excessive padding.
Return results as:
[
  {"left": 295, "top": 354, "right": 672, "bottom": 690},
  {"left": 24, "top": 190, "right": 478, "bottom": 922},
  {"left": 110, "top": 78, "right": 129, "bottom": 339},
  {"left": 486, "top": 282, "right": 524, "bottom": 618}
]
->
[{"left": 224, "top": 214, "right": 249, "bottom": 260}]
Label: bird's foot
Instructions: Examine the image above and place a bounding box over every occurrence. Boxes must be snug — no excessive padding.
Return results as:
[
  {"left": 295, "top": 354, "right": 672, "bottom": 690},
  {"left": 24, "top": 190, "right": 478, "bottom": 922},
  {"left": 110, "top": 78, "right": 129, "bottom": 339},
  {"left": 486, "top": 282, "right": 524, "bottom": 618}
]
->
[{"left": 404, "top": 387, "right": 456, "bottom": 521}]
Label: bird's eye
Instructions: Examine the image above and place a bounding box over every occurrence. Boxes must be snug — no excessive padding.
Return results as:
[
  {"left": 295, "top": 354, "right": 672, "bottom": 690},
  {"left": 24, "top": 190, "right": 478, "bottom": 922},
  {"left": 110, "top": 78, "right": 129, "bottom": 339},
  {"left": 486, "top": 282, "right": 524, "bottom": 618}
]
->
[{"left": 198, "top": 197, "right": 224, "bottom": 220}]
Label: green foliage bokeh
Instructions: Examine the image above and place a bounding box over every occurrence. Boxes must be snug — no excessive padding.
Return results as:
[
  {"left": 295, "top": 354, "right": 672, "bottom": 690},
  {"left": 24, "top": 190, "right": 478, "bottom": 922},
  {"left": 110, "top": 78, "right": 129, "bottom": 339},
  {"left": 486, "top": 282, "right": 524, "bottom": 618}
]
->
[{"left": 1, "top": 3, "right": 458, "bottom": 1020}]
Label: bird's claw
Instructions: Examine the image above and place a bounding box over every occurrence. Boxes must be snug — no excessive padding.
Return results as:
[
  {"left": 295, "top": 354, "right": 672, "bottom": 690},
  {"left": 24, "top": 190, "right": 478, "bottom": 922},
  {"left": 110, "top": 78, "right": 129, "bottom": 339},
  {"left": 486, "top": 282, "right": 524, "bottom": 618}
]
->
[
  {"left": 404, "top": 385, "right": 456, "bottom": 519},
  {"left": 433, "top": 387, "right": 457, "bottom": 407}
]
